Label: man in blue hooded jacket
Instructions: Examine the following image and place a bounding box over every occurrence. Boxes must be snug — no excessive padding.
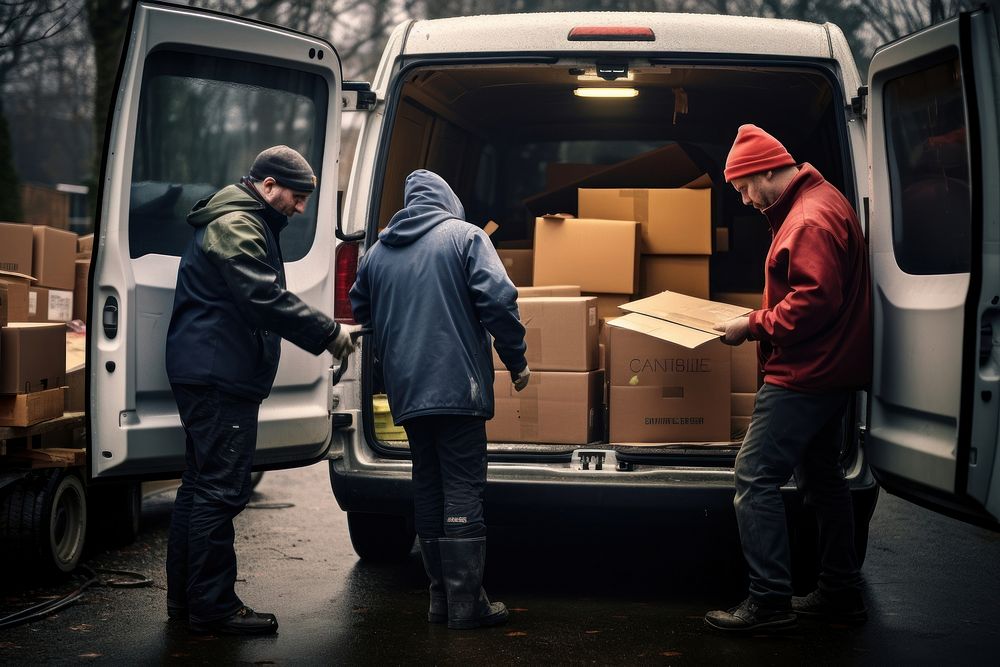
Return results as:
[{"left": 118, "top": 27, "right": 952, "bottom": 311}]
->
[{"left": 350, "top": 169, "right": 529, "bottom": 630}]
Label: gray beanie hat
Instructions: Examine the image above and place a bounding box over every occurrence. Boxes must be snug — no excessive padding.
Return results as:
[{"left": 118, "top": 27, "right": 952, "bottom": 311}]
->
[{"left": 249, "top": 145, "right": 316, "bottom": 192}]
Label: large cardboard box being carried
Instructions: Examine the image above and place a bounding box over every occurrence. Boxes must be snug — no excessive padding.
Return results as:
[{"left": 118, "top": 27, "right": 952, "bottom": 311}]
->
[
  {"left": 533, "top": 215, "right": 639, "bottom": 294},
  {"left": 578, "top": 180, "right": 712, "bottom": 255},
  {"left": 0, "top": 222, "right": 34, "bottom": 276},
  {"left": 492, "top": 297, "right": 598, "bottom": 371},
  {"left": 32, "top": 225, "right": 77, "bottom": 290},
  {"left": 606, "top": 291, "right": 751, "bottom": 443},
  {"left": 0, "top": 323, "right": 67, "bottom": 394},
  {"left": 488, "top": 370, "right": 603, "bottom": 444}
]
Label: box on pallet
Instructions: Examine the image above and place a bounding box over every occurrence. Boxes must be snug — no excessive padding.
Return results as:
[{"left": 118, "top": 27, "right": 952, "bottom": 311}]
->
[
  {"left": 533, "top": 215, "right": 639, "bottom": 294},
  {"left": 488, "top": 370, "right": 603, "bottom": 445},
  {"left": 492, "top": 296, "right": 598, "bottom": 372},
  {"left": 0, "top": 323, "right": 67, "bottom": 394}
]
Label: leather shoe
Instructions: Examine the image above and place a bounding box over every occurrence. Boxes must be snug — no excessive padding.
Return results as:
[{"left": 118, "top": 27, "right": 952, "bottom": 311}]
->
[
  {"left": 189, "top": 606, "right": 279, "bottom": 635},
  {"left": 792, "top": 589, "right": 867, "bottom": 624},
  {"left": 704, "top": 597, "right": 796, "bottom": 633}
]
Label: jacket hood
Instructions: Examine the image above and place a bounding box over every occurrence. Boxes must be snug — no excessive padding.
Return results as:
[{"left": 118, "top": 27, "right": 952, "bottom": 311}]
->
[
  {"left": 379, "top": 170, "right": 466, "bottom": 246},
  {"left": 187, "top": 183, "right": 272, "bottom": 228}
]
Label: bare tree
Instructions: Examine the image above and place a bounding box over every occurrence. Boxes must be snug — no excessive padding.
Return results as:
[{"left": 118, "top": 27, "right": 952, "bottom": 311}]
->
[{"left": 0, "top": 1, "right": 84, "bottom": 220}]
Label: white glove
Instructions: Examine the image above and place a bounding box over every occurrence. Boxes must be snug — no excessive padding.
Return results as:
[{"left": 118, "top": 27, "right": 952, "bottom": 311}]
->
[
  {"left": 512, "top": 366, "right": 531, "bottom": 392},
  {"left": 713, "top": 316, "right": 751, "bottom": 346},
  {"left": 328, "top": 323, "right": 362, "bottom": 360}
]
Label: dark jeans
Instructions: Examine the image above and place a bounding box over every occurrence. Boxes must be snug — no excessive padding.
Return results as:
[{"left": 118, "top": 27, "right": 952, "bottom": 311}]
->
[
  {"left": 404, "top": 415, "right": 488, "bottom": 539},
  {"left": 734, "top": 383, "right": 862, "bottom": 607},
  {"left": 167, "top": 383, "right": 261, "bottom": 623}
]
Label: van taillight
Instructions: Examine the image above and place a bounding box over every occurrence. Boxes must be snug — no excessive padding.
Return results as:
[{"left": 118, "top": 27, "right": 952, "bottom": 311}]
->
[
  {"left": 334, "top": 241, "right": 359, "bottom": 324},
  {"left": 568, "top": 26, "right": 654, "bottom": 41}
]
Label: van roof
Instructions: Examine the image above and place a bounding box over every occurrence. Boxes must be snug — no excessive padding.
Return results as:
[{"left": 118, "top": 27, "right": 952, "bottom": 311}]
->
[{"left": 403, "top": 12, "right": 836, "bottom": 60}]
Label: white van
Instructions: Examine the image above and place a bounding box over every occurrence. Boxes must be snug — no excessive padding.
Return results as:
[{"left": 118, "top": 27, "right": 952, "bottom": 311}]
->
[{"left": 89, "top": 2, "right": 1000, "bottom": 572}]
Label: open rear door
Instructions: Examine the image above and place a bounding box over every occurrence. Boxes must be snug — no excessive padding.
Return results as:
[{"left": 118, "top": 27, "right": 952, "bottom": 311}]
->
[
  {"left": 89, "top": 1, "right": 343, "bottom": 478},
  {"left": 867, "top": 8, "right": 1000, "bottom": 525}
]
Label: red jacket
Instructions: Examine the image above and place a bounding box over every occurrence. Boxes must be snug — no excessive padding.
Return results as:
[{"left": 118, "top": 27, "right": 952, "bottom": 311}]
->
[{"left": 746, "top": 164, "right": 872, "bottom": 393}]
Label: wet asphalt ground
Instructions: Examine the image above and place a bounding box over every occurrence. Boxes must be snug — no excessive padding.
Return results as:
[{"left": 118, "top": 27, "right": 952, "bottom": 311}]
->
[{"left": 2, "top": 461, "right": 999, "bottom": 665}]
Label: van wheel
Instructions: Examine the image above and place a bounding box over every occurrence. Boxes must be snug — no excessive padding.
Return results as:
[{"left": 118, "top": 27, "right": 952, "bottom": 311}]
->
[
  {"left": 88, "top": 481, "right": 142, "bottom": 547},
  {"left": 347, "top": 512, "right": 415, "bottom": 562},
  {"left": 0, "top": 470, "right": 88, "bottom": 576}
]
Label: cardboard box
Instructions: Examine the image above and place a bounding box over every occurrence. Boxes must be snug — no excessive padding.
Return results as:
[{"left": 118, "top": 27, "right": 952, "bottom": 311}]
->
[
  {"left": 488, "top": 370, "right": 603, "bottom": 445},
  {"left": 0, "top": 271, "right": 31, "bottom": 322},
  {"left": 0, "top": 284, "right": 7, "bottom": 328},
  {"left": 65, "top": 365, "right": 85, "bottom": 412},
  {"left": 0, "top": 323, "right": 67, "bottom": 393},
  {"left": 524, "top": 143, "right": 705, "bottom": 218},
  {"left": 28, "top": 287, "right": 73, "bottom": 323},
  {"left": 732, "top": 392, "right": 756, "bottom": 417},
  {"left": 32, "top": 226, "right": 77, "bottom": 290},
  {"left": 639, "top": 255, "right": 709, "bottom": 299},
  {"left": 598, "top": 343, "right": 606, "bottom": 371},
  {"left": 732, "top": 342, "right": 760, "bottom": 393},
  {"left": 732, "top": 416, "right": 752, "bottom": 440},
  {"left": 584, "top": 293, "right": 631, "bottom": 320},
  {"left": 77, "top": 233, "right": 94, "bottom": 254},
  {"left": 0, "top": 222, "right": 34, "bottom": 276},
  {"left": 73, "top": 258, "right": 90, "bottom": 322},
  {"left": 578, "top": 186, "right": 712, "bottom": 255},
  {"left": 712, "top": 292, "right": 763, "bottom": 309},
  {"left": 0, "top": 387, "right": 66, "bottom": 427},
  {"left": 606, "top": 292, "right": 743, "bottom": 443},
  {"left": 533, "top": 216, "right": 639, "bottom": 294},
  {"left": 497, "top": 249, "right": 533, "bottom": 286},
  {"left": 516, "top": 285, "right": 580, "bottom": 298},
  {"left": 493, "top": 297, "right": 599, "bottom": 371}
]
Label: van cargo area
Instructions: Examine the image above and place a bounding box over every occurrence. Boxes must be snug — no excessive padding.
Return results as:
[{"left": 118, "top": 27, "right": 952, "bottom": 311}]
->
[{"left": 365, "top": 60, "right": 852, "bottom": 460}]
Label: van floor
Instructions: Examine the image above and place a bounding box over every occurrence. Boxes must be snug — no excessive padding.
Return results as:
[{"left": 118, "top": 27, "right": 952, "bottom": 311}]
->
[{"left": 379, "top": 440, "right": 741, "bottom": 457}]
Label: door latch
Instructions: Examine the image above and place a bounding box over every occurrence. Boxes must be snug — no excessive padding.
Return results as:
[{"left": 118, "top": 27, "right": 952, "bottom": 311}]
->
[{"left": 572, "top": 448, "right": 618, "bottom": 471}]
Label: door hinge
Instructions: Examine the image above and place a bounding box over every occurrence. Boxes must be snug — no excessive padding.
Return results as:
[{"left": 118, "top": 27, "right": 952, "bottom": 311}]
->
[
  {"left": 342, "top": 81, "right": 376, "bottom": 111},
  {"left": 848, "top": 85, "right": 868, "bottom": 120}
]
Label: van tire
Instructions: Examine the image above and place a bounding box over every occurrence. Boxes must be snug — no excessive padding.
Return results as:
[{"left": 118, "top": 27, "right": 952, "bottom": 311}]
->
[
  {"left": 347, "top": 512, "right": 415, "bottom": 562},
  {"left": 0, "top": 470, "right": 88, "bottom": 577}
]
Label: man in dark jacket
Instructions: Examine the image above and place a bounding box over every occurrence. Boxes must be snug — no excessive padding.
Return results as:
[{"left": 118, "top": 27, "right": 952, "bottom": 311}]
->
[
  {"left": 705, "top": 125, "right": 872, "bottom": 633},
  {"left": 165, "top": 146, "right": 358, "bottom": 635},
  {"left": 350, "top": 169, "right": 529, "bottom": 630}
]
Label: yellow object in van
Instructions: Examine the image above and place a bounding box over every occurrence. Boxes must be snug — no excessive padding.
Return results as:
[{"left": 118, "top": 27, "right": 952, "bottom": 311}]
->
[{"left": 372, "top": 394, "right": 407, "bottom": 440}]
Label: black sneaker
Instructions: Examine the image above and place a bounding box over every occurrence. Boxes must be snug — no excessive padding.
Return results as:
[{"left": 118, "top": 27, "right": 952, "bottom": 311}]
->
[
  {"left": 704, "top": 597, "right": 797, "bottom": 633},
  {"left": 189, "top": 606, "right": 279, "bottom": 636},
  {"left": 792, "top": 589, "right": 868, "bottom": 625}
]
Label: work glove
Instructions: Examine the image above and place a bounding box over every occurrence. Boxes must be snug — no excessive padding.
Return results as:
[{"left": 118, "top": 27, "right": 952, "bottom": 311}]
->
[
  {"left": 328, "top": 323, "right": 363, "bottom": 361},
  {"left": 713, "top": 316, "right": 751, "bottom": 346},
  {"left": 512, "top": 366, "right": 531, "bottom": 392}
]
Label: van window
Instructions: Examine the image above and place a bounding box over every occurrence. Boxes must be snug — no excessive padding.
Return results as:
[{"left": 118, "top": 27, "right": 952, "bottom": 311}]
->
[
  {"left": 883, "top": 54, "right": 971, "bottom": 275},
  {"left": 129, "top": 50, "right": 328, "bottom": 261}
]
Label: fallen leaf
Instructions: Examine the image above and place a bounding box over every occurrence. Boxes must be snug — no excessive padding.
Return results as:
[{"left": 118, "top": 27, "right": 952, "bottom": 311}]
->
[
  {"left": 78, "top": 653, "right": 102, "bottom": 659},
  {"left": 661, "top": 651, "right": 682, "bottom": 657},
  {"left": 505, "top": 631, "right": 528, "bottom": 637},
  {"left": 70, "top": 624, "right": 94, "bottom": 632}
]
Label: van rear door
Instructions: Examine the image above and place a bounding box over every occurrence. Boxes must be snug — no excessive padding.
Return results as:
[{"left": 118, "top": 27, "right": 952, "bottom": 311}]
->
[
  {"left": 89, "top": 1, "right": 344, "bottom": 479},
  {"left": 866, "top": 8, "right": 1000, "bottom": 525}
]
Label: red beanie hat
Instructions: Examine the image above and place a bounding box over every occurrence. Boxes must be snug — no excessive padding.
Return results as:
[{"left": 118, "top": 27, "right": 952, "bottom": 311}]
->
[{"left": 724, "top": 124, "right": 795, "bottom": 182}]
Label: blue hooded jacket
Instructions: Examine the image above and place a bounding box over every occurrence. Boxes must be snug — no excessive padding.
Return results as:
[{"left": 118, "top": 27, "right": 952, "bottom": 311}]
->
[{"left": 349, "top": 170, "right": 527, "bottom": 423}]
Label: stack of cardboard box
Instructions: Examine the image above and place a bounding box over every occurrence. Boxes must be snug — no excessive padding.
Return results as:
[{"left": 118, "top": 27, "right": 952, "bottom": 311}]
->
[
  {"left": 0, "top": 221, "right": 80, "bottom": 426},
  {"left": 488, "top": 296, "right": 603, "bottom": 445}
]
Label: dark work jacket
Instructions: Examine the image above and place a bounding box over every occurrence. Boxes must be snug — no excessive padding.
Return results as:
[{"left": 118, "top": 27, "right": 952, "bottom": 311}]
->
[
  {"left": 166, "top": 183, "right": 339, "bottom": 401},
  {"left": 349, "top": 169, "right": 527, "bottom": 423}
]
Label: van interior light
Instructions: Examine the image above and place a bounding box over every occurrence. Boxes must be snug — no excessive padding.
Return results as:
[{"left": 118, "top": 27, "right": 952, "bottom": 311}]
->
[
  {"left": 577, "top": 72, "right": 635, "bottom": 82},
  {"left": 574, "top": 87, "right": 639, "bottom": 98}
]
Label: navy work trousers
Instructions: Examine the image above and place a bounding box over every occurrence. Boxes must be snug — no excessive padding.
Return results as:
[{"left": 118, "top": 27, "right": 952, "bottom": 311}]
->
[
  {"left": 734, "top": 383, "right": 863, "bottom": 607},
  {"left": 167, "top": 383, "right": 261, "bottom": 623},
  {"left": 404, "top": 415, "right": 488, "bottom": 539}
]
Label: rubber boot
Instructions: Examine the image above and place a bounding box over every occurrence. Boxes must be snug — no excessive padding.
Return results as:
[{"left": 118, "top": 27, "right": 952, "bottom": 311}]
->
[
  {"left": 439, "top": 536, "right": 508, "bottom": 630},
  {"left": 418, "top": 537, "right": 447, "bottom": 623}
]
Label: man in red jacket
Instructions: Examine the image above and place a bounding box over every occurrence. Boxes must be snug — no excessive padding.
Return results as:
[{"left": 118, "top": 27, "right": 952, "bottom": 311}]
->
[{"left": 704, "top": 125, "right": 872, "bottom": 633}]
